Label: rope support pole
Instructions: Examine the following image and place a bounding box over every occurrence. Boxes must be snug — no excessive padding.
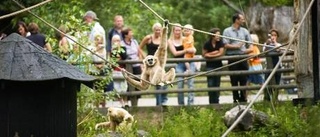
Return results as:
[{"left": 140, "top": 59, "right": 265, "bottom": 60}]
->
[{"left": 221, "top": 0, "right": 315, "bottom": 136}]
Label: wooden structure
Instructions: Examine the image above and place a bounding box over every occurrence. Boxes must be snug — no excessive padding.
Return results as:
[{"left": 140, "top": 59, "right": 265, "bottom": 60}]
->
[
  {"left": 292, "top": 0, "right": 319, "bottom": 104},
  {"left": 0, "top": 33, "right": 96, "bottom": 137},
  {"left": 312, "top": 0, "right": 320, "bottom": 101}
]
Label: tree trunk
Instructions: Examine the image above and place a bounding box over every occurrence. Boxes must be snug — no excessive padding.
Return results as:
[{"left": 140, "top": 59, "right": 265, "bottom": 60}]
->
[{"left": 294, "top": 0, "right": 314, "bottom": 98}]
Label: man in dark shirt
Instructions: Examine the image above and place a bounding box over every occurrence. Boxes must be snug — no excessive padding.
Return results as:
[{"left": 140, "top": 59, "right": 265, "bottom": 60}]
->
[
  {"left": 223, "top": 13, "right": 253, "bottom": 103},
  {"left": 27, "top": 22, "right": 52, "bottom": 52},
  {"left": 107, "top": 15, "right": 124, "bottom": 55}
]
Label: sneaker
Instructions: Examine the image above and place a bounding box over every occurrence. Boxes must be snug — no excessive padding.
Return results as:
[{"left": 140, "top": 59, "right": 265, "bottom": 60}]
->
[
  {"left": 184, "top": 69, "right": 191, "bottom": 74},
  {"left": 121, "top": 105, "right": 130, "bottom": 110},
  {"left": 161, "top": 101, "right": 168, "bottom": 106},
  {"left": 187, "top": 102, "right": 194, "bottom": 105}
]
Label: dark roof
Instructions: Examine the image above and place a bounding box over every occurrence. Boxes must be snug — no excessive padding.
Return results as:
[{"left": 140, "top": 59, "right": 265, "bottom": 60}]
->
[{"left": 0, "top": 33, "right": 96, "bottom": 82}]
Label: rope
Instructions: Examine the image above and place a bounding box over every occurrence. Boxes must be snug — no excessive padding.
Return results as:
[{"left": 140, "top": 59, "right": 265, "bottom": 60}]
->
[
  {"left": 0, "top": 0, "right": 52, "bottom": 20},
  {"left": 248, "top": 0, "right": 277, "bottom": 113},
  {"left": 13, "top": 0, "right": 156, "bottom": 86},
  {"left": 138, "top": 0, "right": 165, "bottom": 22},
  {"left": 221, "top": 0, "right": 314, "bottom": 136},
  {"left": 169, "top": 23, "right": 293, "bottom": 51},
  {"left": 138, "top": 0, "right": 292, "bottom": 51},
  {"left": 138, "top": 0, "right": 292, "bottom": 87},
  {"left": 167, "top": 42, "right": 289, "bottom": 86}
]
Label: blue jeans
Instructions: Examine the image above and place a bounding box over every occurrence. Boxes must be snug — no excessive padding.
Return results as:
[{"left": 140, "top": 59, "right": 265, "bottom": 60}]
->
[
  {"left": 207, "top": 67, "right": 221, "bottom": 104},
  {"left": 155, "top": 85, "right": 168, "bottom": 106},
  {"left": 176, "top": 62, "right": 195, "bottom": 105}
]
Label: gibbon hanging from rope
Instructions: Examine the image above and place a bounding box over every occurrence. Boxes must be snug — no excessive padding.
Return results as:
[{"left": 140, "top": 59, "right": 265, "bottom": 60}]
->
[{"left": 121, "top": 21, "right": 175, "bottom": 90}]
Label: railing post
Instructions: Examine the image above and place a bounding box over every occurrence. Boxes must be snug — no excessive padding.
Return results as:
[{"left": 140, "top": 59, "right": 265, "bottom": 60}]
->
[{"left": 263, "top": 55, "right": 278, "bottom": 101}]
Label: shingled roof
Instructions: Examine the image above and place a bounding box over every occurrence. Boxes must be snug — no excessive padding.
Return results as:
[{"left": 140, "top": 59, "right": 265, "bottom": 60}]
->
[{"left": 0, "top": 33, "right": 96, "bottom": 82}]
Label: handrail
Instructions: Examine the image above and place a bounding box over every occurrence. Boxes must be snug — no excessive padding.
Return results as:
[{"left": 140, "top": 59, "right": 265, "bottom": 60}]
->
[
  {"left": 98, "top": 68, "right": 294, "bottom": 80},
  {"left": 116, "top": 52, "right": 294, "bottom": 64},
  {"left": 116, "top": 84, "right": 297, "bottom": 96}
]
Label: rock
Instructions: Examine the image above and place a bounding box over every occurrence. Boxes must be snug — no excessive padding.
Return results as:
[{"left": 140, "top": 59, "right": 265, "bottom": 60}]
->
[
  {"left": 96, "top": 132, "right": 122, "bottom": 137},
  {"left": 137, "top": 130, "right": 150, "bottom": 137},
  {"left": 223, "top": 105, "right": 269, "bottom": 131},
  {"left": 95, "top": 130, "right": 150, "bottom": 137}
]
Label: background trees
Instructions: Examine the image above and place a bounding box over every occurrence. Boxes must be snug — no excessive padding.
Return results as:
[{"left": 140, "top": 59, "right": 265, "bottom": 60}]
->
[{"left": 1, "top": 0, "right": 293, "bottom": 55}]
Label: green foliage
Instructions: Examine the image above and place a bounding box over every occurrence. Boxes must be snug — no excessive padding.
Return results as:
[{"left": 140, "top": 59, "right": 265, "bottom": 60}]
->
[
  {"left": 142, "top": 103, "right": 320, "bottom": 137},
  {"left": 155, "top": 107, "right": 225, "bottom": 137}
]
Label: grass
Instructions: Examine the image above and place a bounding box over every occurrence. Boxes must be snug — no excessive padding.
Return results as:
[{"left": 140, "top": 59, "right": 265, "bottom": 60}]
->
[
  {"left": 132, "top": 102, "right": 320, "bottom": 137},
  {"left": 80, "top": 100, "right": 320, "bottom": 137}
]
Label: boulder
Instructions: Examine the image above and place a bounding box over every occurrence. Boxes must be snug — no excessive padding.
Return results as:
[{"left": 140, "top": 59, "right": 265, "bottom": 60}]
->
[
  {"left": 95, "top": 130, "right": 150, "bottom": 137},
  {"left": 223, "top": 105, "right": 269, "bottom": 131}
]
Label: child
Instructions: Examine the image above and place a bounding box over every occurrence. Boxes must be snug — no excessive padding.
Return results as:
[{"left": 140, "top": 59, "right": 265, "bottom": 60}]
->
[
  {"left": 246, "top": 34, "right": 264, "bottom": 101},
  {"left": 247, "top": 34, "right": 264, "bottom": 86},
  {"left": 111, "top": 35, "right": 129, "bottom": 108},
  {"left": 182, "top": 24, "right": 195, "bottom": 73},
  {"left": 92, "top": 34, "right": 107, "bottom": 72}
]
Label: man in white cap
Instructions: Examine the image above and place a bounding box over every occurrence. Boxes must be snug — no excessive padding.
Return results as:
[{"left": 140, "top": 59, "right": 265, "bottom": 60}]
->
[
  {"left": 83, "top": 10, "right": 106, "bottom": 46},
  {"left": 83, "top": 10, "right": 110, "bottom": 107}
]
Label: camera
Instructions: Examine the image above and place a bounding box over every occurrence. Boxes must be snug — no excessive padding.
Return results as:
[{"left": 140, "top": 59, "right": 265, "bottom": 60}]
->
[{"left": 266, "top": 34, "right": 272, "bottom": 45}]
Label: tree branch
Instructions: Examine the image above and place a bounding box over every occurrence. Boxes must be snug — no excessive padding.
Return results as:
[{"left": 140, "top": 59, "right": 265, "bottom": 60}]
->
[
  {"left": 0, "top": 0, "right": 52, "bottom": 20},
  {"left": 222, "top": 0, "right": 243, "bottom": 13}
]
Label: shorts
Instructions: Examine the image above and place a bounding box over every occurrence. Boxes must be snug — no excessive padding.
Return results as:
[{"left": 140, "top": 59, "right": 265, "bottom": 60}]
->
[
  {"left": 112, "top": 71, "right": 128, "bottom": 93},
  {"left": 104, "top": 81, "right": 114, "bottom": 92},
  {"left": 247, "top": 74, "right": 264, "bottom": 85}
]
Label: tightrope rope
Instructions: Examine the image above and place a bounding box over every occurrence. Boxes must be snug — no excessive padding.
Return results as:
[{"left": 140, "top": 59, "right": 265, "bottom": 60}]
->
[
  {"left": 0, "top": 0, "right": 52, "bottom": 20},
  {"left": 167, "top": 42, "right": 289, "bottom": 86},
  {"left": 138, "top": 0, "right": 293, "bottom": 87},
  {"left": 138, "top": 0, "right": 293, "bottom": 51},
  {"left": 13, "top": 0, "right": 156, "bottom": 86},
  {"left": 221, "top": 0, "right": 314, "bottom": 136},
  {"left": 138, "top": 0, "right": 165, "bottom": 22},
  {"left": 169, "top": 23, "right": 294, "bottom": 51}
]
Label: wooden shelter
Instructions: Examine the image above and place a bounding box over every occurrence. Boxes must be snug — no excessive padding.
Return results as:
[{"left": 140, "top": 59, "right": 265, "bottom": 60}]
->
[
  {"left": 0, "top": 33, "right": 96, "bottom": 137},
  {"left": 312, "top": 0, "right": 320, "bottom": 101}
]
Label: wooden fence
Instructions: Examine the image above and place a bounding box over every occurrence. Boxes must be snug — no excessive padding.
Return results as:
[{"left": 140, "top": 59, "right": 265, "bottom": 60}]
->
[{"left": 107, "top": 52, "right": 296, "bottom": 106}]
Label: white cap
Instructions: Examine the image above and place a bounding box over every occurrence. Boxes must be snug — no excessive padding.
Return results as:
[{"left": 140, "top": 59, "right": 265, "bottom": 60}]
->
[{"left": 84, "top": 10, "right": 99, "bottom": 20}]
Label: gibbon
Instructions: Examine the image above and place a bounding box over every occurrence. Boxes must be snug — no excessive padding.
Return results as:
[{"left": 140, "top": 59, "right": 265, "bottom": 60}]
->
[
  {"left": 121, "top": 22, "right": 175, "bottom": 90},
  {"left": 95, "top": 107, "right": 134, "bottom": 131}
]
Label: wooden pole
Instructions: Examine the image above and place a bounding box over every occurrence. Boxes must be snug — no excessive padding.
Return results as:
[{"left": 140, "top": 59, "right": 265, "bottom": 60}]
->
[
  {"left": 312, "top": 0, "right": 320, "bottom": 100},
  {"left": 294, "top": 0, "right": 314, "bottom": 98}
]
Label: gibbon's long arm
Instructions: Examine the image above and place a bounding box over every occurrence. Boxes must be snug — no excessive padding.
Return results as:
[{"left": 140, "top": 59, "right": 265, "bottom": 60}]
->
[
  {"left": 154, "top": 22, "right": 168, "bottom": 69},
  {"left": 95, "top": 122, "right": 111, "bottom": 130},
  {"left": 122, "top": 68, "right": 150, "bottom": 90}
]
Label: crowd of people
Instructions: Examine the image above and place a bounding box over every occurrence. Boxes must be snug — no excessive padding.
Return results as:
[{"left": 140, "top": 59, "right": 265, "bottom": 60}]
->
[{"left": 9, "top": 11, "right": 283, "bottom": 107}]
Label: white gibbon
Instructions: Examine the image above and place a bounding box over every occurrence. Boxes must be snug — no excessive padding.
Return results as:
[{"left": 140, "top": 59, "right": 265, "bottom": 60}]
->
[
  {"left": 121, "top": 22, "right": 175, "bottom": 90},
  {"left": 95, "top": 107, "right": 134, "bottom": 131}
]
